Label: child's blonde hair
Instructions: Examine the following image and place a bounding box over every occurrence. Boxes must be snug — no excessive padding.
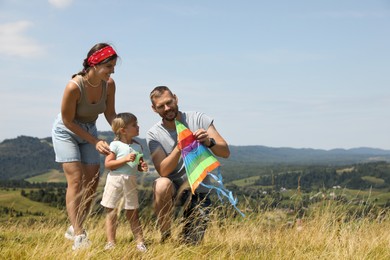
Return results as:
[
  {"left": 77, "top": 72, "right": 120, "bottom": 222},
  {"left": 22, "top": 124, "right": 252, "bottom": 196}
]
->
[{"left": 111, "top": 113, "right": 137, "bottom": 141}]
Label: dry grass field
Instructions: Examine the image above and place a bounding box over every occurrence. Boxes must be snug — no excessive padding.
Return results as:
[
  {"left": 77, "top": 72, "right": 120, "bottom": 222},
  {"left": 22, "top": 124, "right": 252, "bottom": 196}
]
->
[{"left": 1, "top": 199, "right": 390, "bottom": 260}]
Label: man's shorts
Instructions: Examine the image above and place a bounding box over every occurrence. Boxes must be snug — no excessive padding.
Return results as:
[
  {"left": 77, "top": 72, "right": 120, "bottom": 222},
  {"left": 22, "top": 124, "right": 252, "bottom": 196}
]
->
[
  {"left": 51, "top": 114, "right": 100, "bottom": 165},
  {"left": 101, "top": 174, "right": 139, "bottom": 210}
]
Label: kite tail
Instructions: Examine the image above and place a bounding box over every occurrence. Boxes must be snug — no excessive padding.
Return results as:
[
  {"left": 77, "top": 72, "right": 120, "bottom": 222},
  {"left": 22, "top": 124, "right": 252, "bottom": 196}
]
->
[{"left": 200, "top": 168, "right": 245, "bottom": 217}]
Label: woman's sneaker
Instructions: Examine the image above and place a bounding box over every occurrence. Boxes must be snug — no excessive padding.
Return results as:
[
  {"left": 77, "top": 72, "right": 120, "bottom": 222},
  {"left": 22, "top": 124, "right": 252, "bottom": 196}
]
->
[
  {"left": 65, "top": 226, "right": 88, "bottom": 241},
  {"left": 104, "top": 241, "right": 116, "bottom": 251},
  {"left": 72, "top": 234, "right": 91, "bottom": 251},
  {"left": 65, "top": 226, "right": 75, "bottom": 240},
  {"left": 136, "top": 243, "right": 147, "bottom": 252}
]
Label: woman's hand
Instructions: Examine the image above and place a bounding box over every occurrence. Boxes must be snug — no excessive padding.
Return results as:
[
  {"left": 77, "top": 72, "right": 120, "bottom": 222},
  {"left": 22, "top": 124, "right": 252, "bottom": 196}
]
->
[{"left": 95, "top": 140, "right": 111, "bottom": 155}]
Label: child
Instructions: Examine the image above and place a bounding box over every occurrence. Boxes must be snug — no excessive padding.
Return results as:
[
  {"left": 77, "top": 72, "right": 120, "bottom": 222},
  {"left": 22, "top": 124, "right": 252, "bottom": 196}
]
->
[{"left": 100, "top": 113, "right": 148, "bottom": 252}]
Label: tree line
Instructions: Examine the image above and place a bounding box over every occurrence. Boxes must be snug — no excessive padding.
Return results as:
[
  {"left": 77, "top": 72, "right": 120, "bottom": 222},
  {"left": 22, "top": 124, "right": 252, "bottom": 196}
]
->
[
  {"left": 20, "top": 188, "right": 66, "bottom": 209},
  {"left": 253, "top": 161, "right": 390, "bottom": 191},
  {"left": 1, "top": 161, "right": 390, "bottom": 219}
]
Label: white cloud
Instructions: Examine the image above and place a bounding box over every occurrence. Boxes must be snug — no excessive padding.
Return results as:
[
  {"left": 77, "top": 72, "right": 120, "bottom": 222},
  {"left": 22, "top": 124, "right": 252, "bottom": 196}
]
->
[
  {"left": 0, "top": 21, "right": 45, "bottom": 58},
  {"left": 48, "top": 0, "right": 73, "bottom": 9}
]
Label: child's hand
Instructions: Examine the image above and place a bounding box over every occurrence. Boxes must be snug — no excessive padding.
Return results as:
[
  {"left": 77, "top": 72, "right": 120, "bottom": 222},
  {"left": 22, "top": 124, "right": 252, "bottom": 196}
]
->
[
  {"left": 138, "top": 158, "right": 148, "bottom": 172},
  {"left": 140, "top": 161, "right": 148, "bottom": 172},
  {"left": 128, "top": 152, "right": 143, "bottom": 168},
  {"left": 125, "top": 153, "right": 136, "bottom": 162}
]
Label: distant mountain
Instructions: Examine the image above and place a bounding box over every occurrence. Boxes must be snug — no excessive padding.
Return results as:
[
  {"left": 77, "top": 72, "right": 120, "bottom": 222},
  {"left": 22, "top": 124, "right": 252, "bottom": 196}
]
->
[
  {"left": 1, "top": 134, "right": 390, "bottom": 180},
  {"left": 0, "top": 133, "right": 147, "bottom": 180},
  {"left": 331, "top": 147, "right": 390, "bottom": 155},
  {"left": 0, "top": 136, "right": 61, "bottom": 180},
  {"left": 228, "top": 145, "right": 390, "bottom": 165}
]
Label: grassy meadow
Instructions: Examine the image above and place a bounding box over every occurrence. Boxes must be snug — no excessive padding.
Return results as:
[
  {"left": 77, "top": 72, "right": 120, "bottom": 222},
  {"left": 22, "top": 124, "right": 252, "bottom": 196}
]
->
[
  {"left": 2, "top": 170, "right": 390, "bottom": 259},
  {"left": 0, "top": 189, "right": 60, "bottom": 220},
  {"left": 2, "top": 191, "right": 390, "bottom": 259},
  {"left": 25, "top": 169, "right": 67, "bottom": 183}
]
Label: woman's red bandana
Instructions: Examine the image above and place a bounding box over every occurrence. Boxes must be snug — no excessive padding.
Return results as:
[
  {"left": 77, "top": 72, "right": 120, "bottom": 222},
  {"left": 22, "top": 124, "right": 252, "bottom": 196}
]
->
[{"left": 87, "top": 46, "right": 116, "bottom": 66}]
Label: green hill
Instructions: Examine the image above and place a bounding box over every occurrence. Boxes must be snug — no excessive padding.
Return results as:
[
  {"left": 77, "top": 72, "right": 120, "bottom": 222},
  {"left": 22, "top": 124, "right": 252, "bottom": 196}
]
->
[
  {"left": 1, "top": 134, "right": 390, "bottom": 183},
  {"left": 0, "top": 136, "right": 60, "bottom": 180}
]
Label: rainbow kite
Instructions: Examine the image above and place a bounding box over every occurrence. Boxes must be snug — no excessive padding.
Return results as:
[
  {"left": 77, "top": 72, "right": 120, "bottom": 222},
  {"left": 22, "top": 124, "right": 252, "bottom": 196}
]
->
[{"left": 175, "top": 120, "right": 245, "bottom": 217}]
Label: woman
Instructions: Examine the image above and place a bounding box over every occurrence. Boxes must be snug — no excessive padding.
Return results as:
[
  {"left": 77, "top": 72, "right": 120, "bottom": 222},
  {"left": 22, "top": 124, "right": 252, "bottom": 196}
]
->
[{"left": 51, "top": 43, "right": 118, "bottom": 250}]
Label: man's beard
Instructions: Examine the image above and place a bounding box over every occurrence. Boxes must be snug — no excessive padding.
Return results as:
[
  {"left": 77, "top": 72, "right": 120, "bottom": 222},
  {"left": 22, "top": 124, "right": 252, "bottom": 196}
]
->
[{"left": 162, "top": 108, "right": 178, "bottom": 122}]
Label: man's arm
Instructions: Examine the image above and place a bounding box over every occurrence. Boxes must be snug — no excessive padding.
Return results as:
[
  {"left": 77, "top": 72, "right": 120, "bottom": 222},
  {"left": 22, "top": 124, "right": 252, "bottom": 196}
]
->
[
  {"left": 149, "top": 142, "right": 181, "bottom": 177},
  {"left": 193, "top": 124, "right": 230, "bottom": 158},
  {"left": 207, "top": 124, "right": 230, "bottom": 158}
]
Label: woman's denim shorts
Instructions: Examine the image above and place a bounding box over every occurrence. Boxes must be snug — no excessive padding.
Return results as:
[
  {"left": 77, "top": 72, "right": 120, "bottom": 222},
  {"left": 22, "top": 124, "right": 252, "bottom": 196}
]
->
[{"left": 51, "top": 114, "right": 100, "bottom": 165}]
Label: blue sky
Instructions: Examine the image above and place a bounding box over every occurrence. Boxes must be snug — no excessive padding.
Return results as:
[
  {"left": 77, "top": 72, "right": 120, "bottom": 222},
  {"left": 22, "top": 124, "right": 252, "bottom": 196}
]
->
[{"left": 0, "top": 0, "right": 389, "bottom": 150}]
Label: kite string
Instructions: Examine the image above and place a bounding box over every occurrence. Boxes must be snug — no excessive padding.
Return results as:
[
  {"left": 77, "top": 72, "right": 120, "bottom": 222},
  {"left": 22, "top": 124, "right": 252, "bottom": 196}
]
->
[{"left": 200, "top": 168, "right": 245, "bottom": 217}]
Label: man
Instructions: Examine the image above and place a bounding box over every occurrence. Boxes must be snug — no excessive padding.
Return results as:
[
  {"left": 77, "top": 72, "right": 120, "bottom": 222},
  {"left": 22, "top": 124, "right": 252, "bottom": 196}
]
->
[{"left": 146, "top": 86, "right": 230, "bottom": 244}]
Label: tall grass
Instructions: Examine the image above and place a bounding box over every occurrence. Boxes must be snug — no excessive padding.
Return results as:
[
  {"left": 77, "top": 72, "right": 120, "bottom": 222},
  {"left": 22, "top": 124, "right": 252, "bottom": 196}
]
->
[{"left": 1, "top": 199, "right": 390, "bottom": 260}]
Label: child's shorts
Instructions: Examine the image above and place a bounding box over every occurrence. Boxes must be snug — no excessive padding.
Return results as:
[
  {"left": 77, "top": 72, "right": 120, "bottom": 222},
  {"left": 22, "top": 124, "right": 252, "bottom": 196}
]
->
[
  {"left": 101, "top": 174, "right": 139, "bottom": 210},
  {"left": 51, "top": 114, "right": 100, "bottom": 165}
]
